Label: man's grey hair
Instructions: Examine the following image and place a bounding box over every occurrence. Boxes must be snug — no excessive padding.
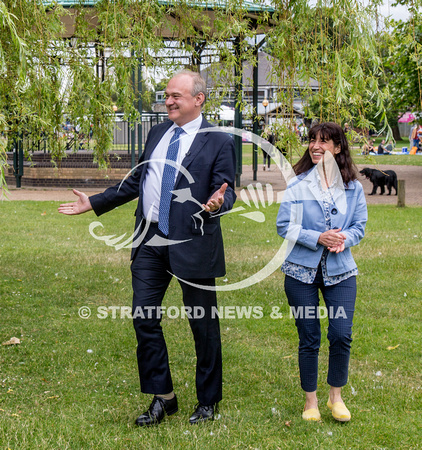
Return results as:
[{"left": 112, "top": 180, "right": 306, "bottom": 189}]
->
[{"left": 174, "top": 69, "right": 207, "bottom": 104}]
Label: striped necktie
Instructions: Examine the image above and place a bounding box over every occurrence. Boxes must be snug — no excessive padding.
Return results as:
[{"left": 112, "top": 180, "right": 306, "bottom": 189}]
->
[{"left": 158, "top": 127, "right": 184, "bottom": 235}]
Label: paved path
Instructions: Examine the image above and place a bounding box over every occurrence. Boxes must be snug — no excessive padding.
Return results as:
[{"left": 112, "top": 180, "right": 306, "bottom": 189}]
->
[{"left": 2, "top": 164, "right": 421, "bottom": 206}]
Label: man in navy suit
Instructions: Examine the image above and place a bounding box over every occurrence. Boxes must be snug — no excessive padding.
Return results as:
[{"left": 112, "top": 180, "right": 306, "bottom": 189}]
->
[{"left": 59, "top": 70, "right": 236, "bottom": 426}]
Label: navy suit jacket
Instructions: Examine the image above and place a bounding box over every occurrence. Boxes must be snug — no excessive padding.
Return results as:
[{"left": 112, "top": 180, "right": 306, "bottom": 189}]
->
[{"left": 89, "top": 117, "right": 237, "bottom": 279}]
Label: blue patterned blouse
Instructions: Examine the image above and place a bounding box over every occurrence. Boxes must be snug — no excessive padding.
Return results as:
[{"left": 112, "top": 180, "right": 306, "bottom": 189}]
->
[{"left": 281, "top": 173, "right": 358, "bottom": 286}]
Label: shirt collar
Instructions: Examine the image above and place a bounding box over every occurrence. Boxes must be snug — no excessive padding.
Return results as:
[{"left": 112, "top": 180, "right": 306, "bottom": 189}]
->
[
  {"left": 169, "top": 114, "right": 203, "bottom": 136},
  {"left": 305, "top": 164, "right": 353, "bottom": 189}
]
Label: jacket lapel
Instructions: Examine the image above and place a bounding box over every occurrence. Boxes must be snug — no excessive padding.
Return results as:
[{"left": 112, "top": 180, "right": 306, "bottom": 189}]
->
[
  {"left": 303, "top": 168, "right": 322, "bottom": 203},
  {"left": 138, "top": 121, "right": 173, "bottom": 198},
  {"left": 175, "top": 117, "right": 209, "bottom": 185},
  {"left": 143, "top": 121, "right": 173, "bottom": 161}
]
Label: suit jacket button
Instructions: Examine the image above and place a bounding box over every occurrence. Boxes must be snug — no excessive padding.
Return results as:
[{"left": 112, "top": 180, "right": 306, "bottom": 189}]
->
[{"left": 331, "top": 208, "right": 338, "bottom": 215}]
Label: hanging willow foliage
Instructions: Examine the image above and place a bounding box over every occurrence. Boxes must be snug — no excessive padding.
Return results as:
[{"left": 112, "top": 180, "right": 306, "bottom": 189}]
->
[
  {"left": 0, "top": 0, "right": 417, "bottom": 191},
  {"left": 264, "top": 0, "right": 393, "bottom": 158}
]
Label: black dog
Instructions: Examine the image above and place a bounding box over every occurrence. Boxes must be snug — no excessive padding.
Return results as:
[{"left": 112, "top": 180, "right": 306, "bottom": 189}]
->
[{"left": 359, "top": 168, "right": 398, "bottom": 195}]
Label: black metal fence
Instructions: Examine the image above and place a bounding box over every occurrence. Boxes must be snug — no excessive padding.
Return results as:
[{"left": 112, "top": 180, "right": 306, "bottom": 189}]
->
[
  {"left": 12, "top": 112, "right": 169, "bottom": 155},
  {"left": 112, "top": 112, "right": 168, "bottom": 153},
  {"left": 6, "top": 113, "right": 170, "bottom": 187}
]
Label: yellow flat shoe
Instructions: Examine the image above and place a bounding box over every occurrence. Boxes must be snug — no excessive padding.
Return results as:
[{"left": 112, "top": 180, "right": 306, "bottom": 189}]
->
[
  {"left": 327, "top": 399, "right": 351, "bottom": 422},
  {"left": 302, "top": 407, "right": 321, "bottom": 421}
]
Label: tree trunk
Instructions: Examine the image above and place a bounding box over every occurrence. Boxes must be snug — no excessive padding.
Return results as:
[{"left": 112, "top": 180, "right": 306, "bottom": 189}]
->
[{"left": 392, "top": 124, "right": 401, "bottom": 141}]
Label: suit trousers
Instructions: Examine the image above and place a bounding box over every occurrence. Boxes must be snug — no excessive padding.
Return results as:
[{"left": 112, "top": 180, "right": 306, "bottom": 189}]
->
[
  {"left": 284, "top": 266, "right": 356, "bottom": 392},
  {"left": 130, "top": 223, "right": 223, "bottom": 405}
]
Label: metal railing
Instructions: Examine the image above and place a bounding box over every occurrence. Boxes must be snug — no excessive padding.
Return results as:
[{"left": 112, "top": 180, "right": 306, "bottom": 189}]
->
[
  {"left": 112, "top": 112, "right": 168, "bottom": 152},
  {"left": 12, "top": 112, "right": 169, "bottom": 155}
]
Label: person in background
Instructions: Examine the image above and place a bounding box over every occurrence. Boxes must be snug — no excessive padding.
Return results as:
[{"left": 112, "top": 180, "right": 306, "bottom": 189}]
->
[
  {"left": 410, "top": 123, "right": 420, "bottom": 150},
  {"left": 262, "top": 125, "right": 274, "bottom": 171},
  {"left": 416, "top": 123, "right": 422, "bottom": 150},
  {"left": 409, "top": 123, "right": 417, "bottom": 149},
  {"left": 277, "top": 122, "right": 367, "bottom": 423},
  {"left": 377, "top": 139, "right": 391, "bottom": 155},
  {"left": 299, "top": 123, "right": 308, "bottom": 143},
  {"left": 362, "top": 139, "right": 374, "bottom": 155},
  {"left": 377, "top": 140, "right": 385, "bottom": 154},
  {"left": 385, "top": 141, "right": 394, "bottom": 153},
  {"left": 343, "top": 123, "right": 351, "bottom": 134}
]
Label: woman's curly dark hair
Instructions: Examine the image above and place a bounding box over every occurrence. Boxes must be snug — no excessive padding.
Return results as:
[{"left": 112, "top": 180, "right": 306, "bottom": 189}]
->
[{"left": 294, "top": 122, "right": 358, "bottom": 185}]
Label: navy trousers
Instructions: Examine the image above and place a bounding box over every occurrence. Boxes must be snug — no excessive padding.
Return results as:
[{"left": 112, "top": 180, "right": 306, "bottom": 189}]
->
[
  {"left": 284, "top": 267, "right": 356, "bottom": 392},
  {"left": 130, "top": 223, "right": 222, "bottom": 405}
]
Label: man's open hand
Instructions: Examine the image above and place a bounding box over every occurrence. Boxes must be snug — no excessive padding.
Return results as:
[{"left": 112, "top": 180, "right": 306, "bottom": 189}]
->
[
  {"left": 58, "top": 189, "right": 92, "bottom": 215},
  {"left": 202, "top": 183, "right": 228, "bottom": 212}
]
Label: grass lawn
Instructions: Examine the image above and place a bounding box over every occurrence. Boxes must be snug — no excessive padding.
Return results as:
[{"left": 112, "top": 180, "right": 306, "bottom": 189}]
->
[
  {"left": 0, "top": 201, "right": 421, "bottom": 449},
  {"left": 242, "top": 142, "right": 422, "bottom": 168}
]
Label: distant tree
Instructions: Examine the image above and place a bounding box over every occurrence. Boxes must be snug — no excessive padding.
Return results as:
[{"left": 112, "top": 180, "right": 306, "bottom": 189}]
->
[
  {"left": 305, "top": 1, "right": 422, "bottom": 142},
  {"left": 287, "top": 2, "right": 391, "bottom": 139},
  {"left": 367, "top": 7, "right": 422, "bottom": 140},
  {"left": 387, "top": 18, "right": 422, "bottom": 115}
]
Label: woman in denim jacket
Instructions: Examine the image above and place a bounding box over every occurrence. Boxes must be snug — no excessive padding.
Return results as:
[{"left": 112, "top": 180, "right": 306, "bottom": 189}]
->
[{"left": 277, "top": 122, "right": 367, "bottom": 422}]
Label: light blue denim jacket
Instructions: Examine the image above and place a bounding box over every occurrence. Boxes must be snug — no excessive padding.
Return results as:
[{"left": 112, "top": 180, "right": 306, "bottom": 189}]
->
[{"left": 276, "top": 166, "right": 367, "bottom": 277}]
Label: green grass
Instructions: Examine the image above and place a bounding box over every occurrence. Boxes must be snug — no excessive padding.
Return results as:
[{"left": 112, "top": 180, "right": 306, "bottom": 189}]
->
[
  {"left": 0, "top": 201, "right": 421, "bottom": 449},
  {"left": 351, "top": 153, "right": 422, "bottom": 166},
  {"left": 242, "top": 142, "right": 422, "bottom": 167}
]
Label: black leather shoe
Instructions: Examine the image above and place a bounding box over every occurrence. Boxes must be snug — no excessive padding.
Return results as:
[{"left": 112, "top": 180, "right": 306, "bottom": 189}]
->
[
  {"left": 135, "top": 395, "right": 178, "bottom": 427},
  {"left": 189, "top": 403, "right": 217, "bottom": 424}
]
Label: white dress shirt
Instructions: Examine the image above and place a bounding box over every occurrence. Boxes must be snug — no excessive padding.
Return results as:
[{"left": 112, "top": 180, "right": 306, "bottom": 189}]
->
[{"left": 142, "top": 114, "right": 203, "bottom": 222}]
